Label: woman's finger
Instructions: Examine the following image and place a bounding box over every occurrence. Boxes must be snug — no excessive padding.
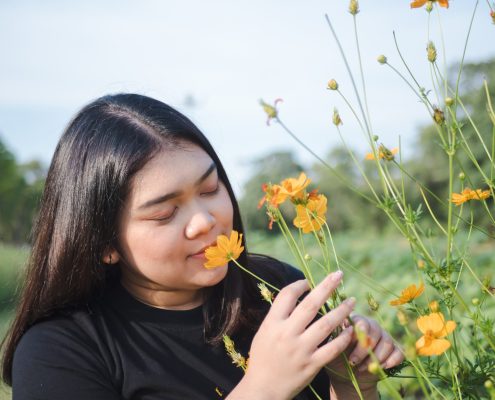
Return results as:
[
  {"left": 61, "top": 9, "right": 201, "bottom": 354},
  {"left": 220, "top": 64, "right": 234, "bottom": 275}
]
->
[
  {"left": 267, "top": 279, "right": 310, "bottom": 320},
  {"left": 288, "top": 271, "right": 344, "bottom": 332},
  {"left": 367, "top": 333, "right": 395, "bottom": 366},
  {"left": 302, "top": 297, "right": 356, "bottom": 346},
  {"left": 383, "top": 346, "right": 405, "bottom": 369},
  {"left": 311, "top": 325, "right": 354, "bottom": 366},
  {"left": 348, "top": 317, "right": 381, "bottom": 366}
]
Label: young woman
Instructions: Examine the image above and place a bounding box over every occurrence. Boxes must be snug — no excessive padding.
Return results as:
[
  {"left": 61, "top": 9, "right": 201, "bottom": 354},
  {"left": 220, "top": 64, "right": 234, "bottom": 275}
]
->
[{"left": 1, "top": 93, "right": 403, "bottom": 399}]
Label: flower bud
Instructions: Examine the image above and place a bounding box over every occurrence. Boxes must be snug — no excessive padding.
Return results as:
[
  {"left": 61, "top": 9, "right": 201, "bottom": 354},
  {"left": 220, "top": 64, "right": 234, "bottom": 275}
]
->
[
  {"left": 417, "top": 259, "right": 426, "bottom": 269},
  {"left": 332, "top": 108, "right": 343, "bottom": 126},
  {"left": 485, "top": 379, "right": 493, "bottom": 389},
  {"left": 445, "top": 97, "right": 454, "bottom": 107},
  {"left": 458, "top": 172, "right": 465, "bottom": 181},
  {"left": 427, "top": 41, "right": 437, "bottom": 63},
  {"left": 425, "top": 1, "right": 433, "bottom": 12},
  {"left": 377, "top": 55, "right": 387, "bottom": 64},
  {"left": 349, "top": 0, "right": 359, "bottom": 15},
  {"left": 491, "top": 10, "right": 495, "bottom": 25},
  {"left": 429, "top": 300, "right": 439, "bottom": 312},
  {"left": 367, "top": 362, "right": 380, "bottom": 375},
  {"left": 397, "top": 309, "right": 408, "bottom": 326},
  {"left": 327, "top": 79, "right": 339, "bottom": 90},
  {"left": 304, "top": 253, "right": 312, "bottom": 261},
  {"left": 471, "top": 297, "right": 480, "bottom": 306},
  {"left": 373, "top": 135, "right": 379, "bottom": 141}
]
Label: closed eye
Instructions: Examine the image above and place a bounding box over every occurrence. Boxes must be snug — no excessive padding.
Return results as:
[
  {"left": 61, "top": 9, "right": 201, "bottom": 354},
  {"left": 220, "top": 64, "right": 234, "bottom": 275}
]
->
[
  {"left": 201, "top": 185, "right": 220, "bottom": 196},
  {"left": 154, "top": 207, "right": 178, "bottom": 222}
]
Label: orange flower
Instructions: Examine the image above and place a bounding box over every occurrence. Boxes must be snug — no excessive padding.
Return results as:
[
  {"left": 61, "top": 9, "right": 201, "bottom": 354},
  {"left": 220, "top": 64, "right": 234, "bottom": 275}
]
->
[
  {"left": 204, "top": 231, "right": 244, "bottom": 269},
  {"left": 280, "top": 172, "right": 311, "bottom": 201},
  {"left": 451, "top": 188, "right": 491, "bottom": 206},
  {"left": 411, "top": 0, "right": 448, "bottom": 9},
  {"left": 390, "top": 282, "right": 425, "bottom": 306},
  {"left": 365, "top": 146, "right": 398, "bottom": 161},
  {"left": 415, "top": 312, "right": 456, "bottom": 356},
  {"left": 293, "top": 194, "right": 327, "bottom": 233},
  {"left": 257, "top": 183, "right": 288, "bottom": 209}
]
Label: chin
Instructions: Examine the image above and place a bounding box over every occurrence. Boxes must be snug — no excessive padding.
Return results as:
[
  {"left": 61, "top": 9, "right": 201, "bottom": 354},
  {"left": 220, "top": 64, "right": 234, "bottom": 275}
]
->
[{"left": 201, "top": 264, "right": 228, "bottom": 287}]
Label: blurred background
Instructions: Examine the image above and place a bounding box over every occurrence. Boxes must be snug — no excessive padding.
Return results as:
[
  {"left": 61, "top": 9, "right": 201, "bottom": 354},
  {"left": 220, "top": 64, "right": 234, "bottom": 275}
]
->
[{"left": 1, "top": 1, "right": 494, "bottom": 398}]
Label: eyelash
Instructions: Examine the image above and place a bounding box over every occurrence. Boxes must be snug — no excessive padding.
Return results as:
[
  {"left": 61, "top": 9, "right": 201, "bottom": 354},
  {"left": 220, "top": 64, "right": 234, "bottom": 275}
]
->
[{"left": 154, "top": 185, "right": 220, "bottom": 222}]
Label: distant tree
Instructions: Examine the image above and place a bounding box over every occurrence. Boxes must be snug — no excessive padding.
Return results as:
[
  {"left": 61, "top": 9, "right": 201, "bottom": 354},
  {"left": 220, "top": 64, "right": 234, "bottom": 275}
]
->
[
  {"left": 238, "top": 150, "right": 304, "bottom": 233},
  {"left": 0, "top": 137, "right": 45, "bottom": 244}
]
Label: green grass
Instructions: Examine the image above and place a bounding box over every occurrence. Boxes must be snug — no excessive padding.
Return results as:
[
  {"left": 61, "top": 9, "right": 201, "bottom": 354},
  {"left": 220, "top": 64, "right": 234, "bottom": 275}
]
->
[
  {"left": 0, "top": 234, "right": 493, "bottom": 400},
  {"left": 0, "top": 243, "right": 25, "bottom": 400}
]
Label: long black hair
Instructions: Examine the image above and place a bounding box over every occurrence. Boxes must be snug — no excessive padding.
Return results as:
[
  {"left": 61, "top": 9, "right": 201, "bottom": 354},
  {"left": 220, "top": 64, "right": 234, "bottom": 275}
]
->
[{"left": 1, "top": 93, "right": 283, "bottom": 386}]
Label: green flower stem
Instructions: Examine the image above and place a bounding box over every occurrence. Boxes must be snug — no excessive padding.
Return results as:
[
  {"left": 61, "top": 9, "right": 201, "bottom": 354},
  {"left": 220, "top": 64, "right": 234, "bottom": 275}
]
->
[
  {"left": 335, "top": 89, "right": 366, "bottom": 134},
  {"left": 275, "top": 208, "right": 315, "bottom": 286},
  {"left": 276, "top": 118, "right": 374, "bottom": 204},
  {"left": 352, "top": 15, "right": 373, "bottom": 135},
  {"left": 335, "top": 125, "right": 381, "bottom": 205},
  {"left": 231, "top": 259, "right": 280, "bottom": 294}
]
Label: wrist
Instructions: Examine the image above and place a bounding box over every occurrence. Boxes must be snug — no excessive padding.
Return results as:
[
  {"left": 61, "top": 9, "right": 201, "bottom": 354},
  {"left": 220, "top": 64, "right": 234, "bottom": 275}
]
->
[{"left": 227, "top": 374, "right": 287, "bottom": 400}]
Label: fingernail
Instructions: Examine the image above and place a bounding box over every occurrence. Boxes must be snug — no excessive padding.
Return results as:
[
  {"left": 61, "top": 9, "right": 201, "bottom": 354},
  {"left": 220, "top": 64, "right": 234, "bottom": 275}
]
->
[
  {"left": 330, "top": 270, "right": 343, "bottom": 281},
  {"left": 344, "top": 297, "right": 356, "bottom": 307}
]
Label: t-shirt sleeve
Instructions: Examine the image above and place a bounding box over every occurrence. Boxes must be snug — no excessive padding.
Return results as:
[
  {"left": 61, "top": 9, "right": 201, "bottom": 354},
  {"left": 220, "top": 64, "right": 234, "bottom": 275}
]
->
[{"left": 12, "top": 318, "right": 121, "bottom": 400}]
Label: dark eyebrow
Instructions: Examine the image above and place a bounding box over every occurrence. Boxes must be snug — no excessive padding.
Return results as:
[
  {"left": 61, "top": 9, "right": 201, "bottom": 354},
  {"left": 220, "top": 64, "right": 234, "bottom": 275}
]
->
[{"left": 137, "top": 162, "right": 217, "bottom": 210}]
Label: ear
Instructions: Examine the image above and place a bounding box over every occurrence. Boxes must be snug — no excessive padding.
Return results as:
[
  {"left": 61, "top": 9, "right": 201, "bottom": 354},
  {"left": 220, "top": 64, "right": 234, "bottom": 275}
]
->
[{"left": 103, "top": 249, "right": 121, "bottom": 265}]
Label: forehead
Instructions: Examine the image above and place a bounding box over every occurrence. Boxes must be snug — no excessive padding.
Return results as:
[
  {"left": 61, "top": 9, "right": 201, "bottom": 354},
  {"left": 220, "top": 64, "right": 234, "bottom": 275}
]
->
[{"left": 127, "top": 144, "right": 214, "bottom": 207}]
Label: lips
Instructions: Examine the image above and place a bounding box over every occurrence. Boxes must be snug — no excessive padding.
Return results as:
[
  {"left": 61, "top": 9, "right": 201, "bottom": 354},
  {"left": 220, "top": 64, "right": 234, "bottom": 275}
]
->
[{"left": 190, "top": 241, "right": 217, "bottom": 257}]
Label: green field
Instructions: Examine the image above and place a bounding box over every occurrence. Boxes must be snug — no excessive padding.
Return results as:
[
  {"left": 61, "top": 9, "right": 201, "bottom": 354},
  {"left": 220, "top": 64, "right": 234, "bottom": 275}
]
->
[{"left": 0, "top": 232, "right": 493, "bottom": 399}]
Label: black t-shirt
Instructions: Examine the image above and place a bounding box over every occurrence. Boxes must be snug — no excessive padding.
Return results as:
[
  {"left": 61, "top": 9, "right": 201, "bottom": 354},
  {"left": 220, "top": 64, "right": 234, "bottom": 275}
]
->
[{"left": 12, "top": 263, "right": 330, "bottom": 400}]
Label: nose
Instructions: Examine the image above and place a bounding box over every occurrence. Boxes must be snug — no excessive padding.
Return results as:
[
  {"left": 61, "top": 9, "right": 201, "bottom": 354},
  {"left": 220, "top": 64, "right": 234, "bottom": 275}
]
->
[{"left": 185, "top": 207, "right": 216, "bottom": 239}]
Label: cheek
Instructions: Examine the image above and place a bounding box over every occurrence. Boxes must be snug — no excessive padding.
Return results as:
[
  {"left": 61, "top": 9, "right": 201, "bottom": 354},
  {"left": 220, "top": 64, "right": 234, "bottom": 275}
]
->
[
  {"left": 121, "top": 225, "right": 182, "bottom": 266},
  {"left": 216, "top": 190, "right": 234, "bottom": 228}
]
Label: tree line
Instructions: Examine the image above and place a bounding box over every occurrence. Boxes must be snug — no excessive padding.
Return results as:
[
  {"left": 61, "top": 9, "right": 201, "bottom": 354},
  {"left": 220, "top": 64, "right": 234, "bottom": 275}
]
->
[{"left": 0, "top": 58, "right": 493, "bottom": 245}]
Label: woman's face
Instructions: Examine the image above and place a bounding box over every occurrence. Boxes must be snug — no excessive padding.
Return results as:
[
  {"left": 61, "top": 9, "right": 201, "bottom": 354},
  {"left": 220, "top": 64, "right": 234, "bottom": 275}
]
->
[{"left": 115, "top": 143, "right": 234, "bottom": 309}]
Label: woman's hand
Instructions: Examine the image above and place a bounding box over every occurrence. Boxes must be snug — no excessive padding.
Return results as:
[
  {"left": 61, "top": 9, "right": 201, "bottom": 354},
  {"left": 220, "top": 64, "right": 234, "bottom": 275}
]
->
[
  {"left": 326, "top": 315, "right": 404, "bottom": 395},
  {"left": 228, "top": 271, "right": 355, "bottom": 400}
]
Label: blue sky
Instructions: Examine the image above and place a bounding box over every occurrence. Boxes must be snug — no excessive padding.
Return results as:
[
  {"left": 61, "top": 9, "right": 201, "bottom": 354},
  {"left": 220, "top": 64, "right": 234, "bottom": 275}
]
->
[{"left": 1, "top": 0, "right": 494, "bottom": 194}]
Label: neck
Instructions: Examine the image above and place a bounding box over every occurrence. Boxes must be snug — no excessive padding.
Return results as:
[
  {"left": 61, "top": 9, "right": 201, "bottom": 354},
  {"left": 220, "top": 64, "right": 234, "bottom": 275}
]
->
[{"left": 120, "top": 278, "right": 204, "bottom": 311}]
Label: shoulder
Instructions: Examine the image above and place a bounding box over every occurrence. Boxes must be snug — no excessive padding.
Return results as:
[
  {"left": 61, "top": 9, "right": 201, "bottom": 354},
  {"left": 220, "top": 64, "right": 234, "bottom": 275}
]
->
[{"left": 13, "top": 310, "right": 119, "bottom": 399}]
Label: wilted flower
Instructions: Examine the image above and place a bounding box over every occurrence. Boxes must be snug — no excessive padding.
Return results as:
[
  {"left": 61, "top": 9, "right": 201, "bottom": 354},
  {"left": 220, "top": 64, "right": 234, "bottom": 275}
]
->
[
  {"left": 260, "top": 98, "right": 283, "bottom": 125},
  {"left": 223, "top": 335, "right": 248, "bottom": 371},
  {"left": 390, "top": 282, "right": 425, "bottom": 306},
  {"left": 367, "top": 293, "right": 380, "bottom": 311},
  {"left": 204, "top": 231, "right": 244, "bottom": 269},
  {"left": 257, "top": 282, "right": 274, "bottom": 304},
  {"left": 365, "top": 145, "right": 399, "bottom": 161},
  {"left": 415, "top": 312, "right": 456, "bottom": 356},
  {"left": 433, "top": 107, "right": 445, "bottom": 124},
  {"left": 427, "top": 41, "right": 437, "bottom": 63},
  {"left": 332, "top": 108, "right": 343, "bottom": 126}
]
